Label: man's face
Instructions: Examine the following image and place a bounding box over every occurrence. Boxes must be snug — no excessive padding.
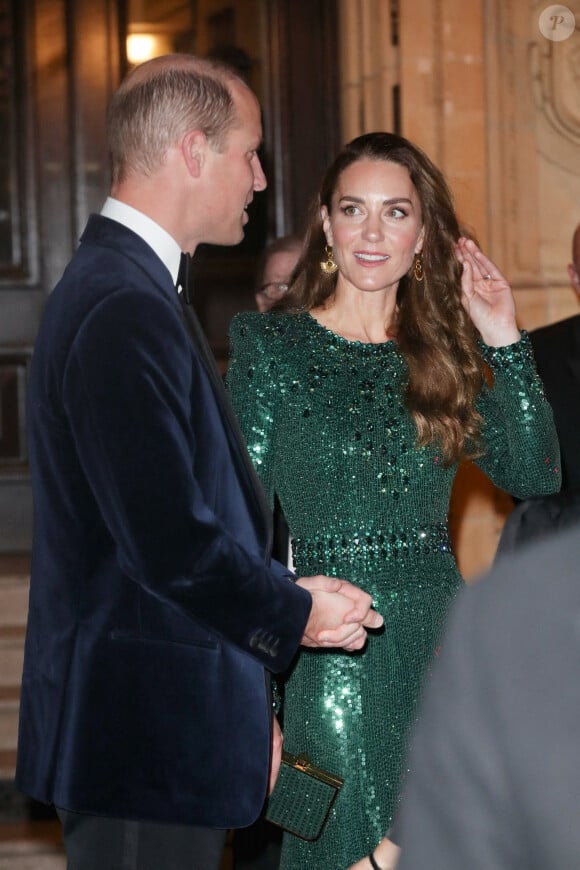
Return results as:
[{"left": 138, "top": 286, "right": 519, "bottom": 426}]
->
[
  {"left": 569, "top": 230, "right": 580, "bottom": 299},
  {"left": 570, "top": 262, "right": 580, "bottom": 297},
  {"left": 255, "top": 249, "right": 299, "bottom": 312},
  {"left": 202, "top": 81, "right": 266, "bottom": 246}
]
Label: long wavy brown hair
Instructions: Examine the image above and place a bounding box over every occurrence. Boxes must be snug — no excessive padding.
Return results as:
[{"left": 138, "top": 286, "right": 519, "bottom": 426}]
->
[{"left": 277, "top": 132, "right": 485, "bottom": 464}]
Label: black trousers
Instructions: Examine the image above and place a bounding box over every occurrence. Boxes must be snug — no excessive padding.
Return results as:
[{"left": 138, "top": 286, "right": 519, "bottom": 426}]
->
[{"left": 57, "top": 808, "right": 227, "bottom": 870}]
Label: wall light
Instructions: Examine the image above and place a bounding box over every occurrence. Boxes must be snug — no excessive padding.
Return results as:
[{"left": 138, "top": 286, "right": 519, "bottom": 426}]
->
[{"left": 126, "top": 33, "right": 159, "bottom": 65}]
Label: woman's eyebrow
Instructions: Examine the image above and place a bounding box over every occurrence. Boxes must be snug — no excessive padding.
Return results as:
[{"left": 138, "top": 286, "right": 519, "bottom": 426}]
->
[{"left": 338, "top": 195, "right": 415, "bottom": 206}]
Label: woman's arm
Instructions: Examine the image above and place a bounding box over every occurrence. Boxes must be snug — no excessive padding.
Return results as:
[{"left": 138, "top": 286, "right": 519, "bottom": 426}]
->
[
  {"left": 475, "top": 334, "right": 561, "bottom": 498},
  {"left": 455, "top": 237, "right": 560, "bottom": 497},
  {"left": 227, "top": 312, "right": 278, "bottom": 505},
  {"left": 347, "top": 836, "right": 401, "bottom": 870}
]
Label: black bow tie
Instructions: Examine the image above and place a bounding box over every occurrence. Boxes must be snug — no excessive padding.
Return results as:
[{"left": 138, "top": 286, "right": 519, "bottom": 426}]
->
[{"left": 176, "top": 252, "right": 193, "bottom": 304}]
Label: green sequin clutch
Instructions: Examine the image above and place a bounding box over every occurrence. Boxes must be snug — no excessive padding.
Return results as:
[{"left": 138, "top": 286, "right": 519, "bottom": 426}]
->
[{"left": 264, "top": 750, "right": 344, "bottom": 841}]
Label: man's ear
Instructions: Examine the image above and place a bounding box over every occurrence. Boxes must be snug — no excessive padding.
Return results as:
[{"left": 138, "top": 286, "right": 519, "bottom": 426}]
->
[
  {"left": 568, "top": 263, "right": 580, "bottom": 300},
  {"left": 181, "top": 130, "right": 207, "bottom": 178},
  {"left": 321, "top": 206, "right": 333, "bottom": 246}
]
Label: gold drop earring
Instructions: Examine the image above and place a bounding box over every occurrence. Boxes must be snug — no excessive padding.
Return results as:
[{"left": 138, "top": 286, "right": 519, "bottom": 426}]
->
[
  {"left": 320, "top": 245, "right": 338, "bottom": 275},
  {"left": 413, "top": 254, "right": 424, "bottom": 282}
]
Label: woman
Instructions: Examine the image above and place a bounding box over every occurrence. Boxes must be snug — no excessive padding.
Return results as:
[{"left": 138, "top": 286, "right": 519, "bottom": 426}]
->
[{"left": 227, "top": 133, "right": 560, "bottom": 869}]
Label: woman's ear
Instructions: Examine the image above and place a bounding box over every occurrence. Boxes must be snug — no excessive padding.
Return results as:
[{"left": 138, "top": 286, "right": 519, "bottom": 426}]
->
[
  {"left": 321, "top": 206, "right": 333, "bottom": 246},
  {"left": 181, "top": 130, "right": 207, "bottom": 178},
  {"left": 415, "top": 225, "right": 425, "bottom": 255}
]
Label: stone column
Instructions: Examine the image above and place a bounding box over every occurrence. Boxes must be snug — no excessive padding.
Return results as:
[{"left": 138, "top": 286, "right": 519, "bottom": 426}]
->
[{"left": 337, "top": 0, "right": 400, "bottom": 142}]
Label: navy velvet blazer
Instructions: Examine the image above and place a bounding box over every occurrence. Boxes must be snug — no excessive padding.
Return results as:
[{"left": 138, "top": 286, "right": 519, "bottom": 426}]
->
[{"left": 16, "top": 215, "right": 311, "bottom": 828}]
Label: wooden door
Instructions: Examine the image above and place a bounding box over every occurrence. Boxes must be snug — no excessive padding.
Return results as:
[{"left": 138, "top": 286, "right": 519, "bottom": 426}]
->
[
  {"left": 0, "top": 0, "right": 339, "bottom": 552},
  {"left": 189, "top": 0, "right": 341, "bottom": 360},
  {"left": 0, "top": 0, "right": 122, "bottom": 551}
]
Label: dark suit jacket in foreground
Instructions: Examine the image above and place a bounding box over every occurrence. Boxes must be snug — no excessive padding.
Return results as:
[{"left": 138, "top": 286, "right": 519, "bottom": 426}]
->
[
  {"left": 397, "top": 526, "right": 580, "bottom": 870},
  {"left": 531, "top": 314, "right": 580, "bottom": 490},
  {"left": 16, "top": 215, "right": 311, "bottom": 828}
]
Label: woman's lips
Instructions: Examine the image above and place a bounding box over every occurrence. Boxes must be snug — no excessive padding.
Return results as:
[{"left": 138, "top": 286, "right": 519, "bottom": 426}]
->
[{"left": 354, "top": 252, "right": 390, "bottom": 265}]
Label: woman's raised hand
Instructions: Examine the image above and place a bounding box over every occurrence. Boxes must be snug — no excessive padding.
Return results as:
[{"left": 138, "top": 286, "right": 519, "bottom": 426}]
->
[{"left": 455, "top": 237, "right": 520, "bottom": 347}]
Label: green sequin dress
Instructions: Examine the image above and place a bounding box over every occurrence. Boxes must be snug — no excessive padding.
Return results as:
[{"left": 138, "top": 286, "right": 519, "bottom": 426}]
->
[{"left": 227, "top": 311, "right": 560, "bottom": 869}]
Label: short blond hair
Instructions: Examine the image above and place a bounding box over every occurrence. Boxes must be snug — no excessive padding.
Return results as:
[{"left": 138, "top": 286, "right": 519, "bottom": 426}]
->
[{"left": 107, "top": 54, "right": 243, "bottom": 184}]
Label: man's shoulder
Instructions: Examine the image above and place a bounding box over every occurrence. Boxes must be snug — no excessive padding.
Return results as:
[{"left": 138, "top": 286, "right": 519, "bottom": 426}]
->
[
  {"left": 45, "top": 225, "right": 180, "bottom": 346},
  {"left": 62, "top": 214, "right": 176, "bottom": 308},
  {"left": 531, "top": 313, "right": 580, "bottom": 349},
  {"left": 498, "top": 489, "right": 580, "bottom": 556}
]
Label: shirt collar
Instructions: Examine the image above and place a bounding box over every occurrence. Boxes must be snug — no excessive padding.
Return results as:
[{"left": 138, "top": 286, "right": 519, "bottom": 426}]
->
[{"left": 100, "top": 197, "right": 182, "bottom": 285}]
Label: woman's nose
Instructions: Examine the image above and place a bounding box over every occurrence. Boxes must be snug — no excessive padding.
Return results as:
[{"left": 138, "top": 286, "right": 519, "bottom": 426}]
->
[{"left": 362, "top": 217, "right": 384, "bottom": 241}]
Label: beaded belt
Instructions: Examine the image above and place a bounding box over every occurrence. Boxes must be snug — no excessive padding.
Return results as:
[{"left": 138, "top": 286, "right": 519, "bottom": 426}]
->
[{"left": 292, "top": 523, "right": 452, "bottom": 566}]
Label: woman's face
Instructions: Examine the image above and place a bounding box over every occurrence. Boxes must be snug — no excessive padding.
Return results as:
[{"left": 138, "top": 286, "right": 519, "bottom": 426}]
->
[{"left": 321, "top": 158, "right": 424, "bottom": 296}]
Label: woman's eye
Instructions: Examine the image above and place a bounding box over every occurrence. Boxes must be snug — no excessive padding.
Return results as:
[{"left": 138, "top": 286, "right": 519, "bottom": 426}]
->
[
  {"left": 342, "top": 205, "right": 360, "bottom": 216},
  {"left": 390, "top": 207, "right": 407, "bottom": 219}
]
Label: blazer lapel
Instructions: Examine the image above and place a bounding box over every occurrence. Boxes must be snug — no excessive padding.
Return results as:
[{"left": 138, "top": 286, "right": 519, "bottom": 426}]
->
[
  {"left": 179, "top": 299, "right": 273, "bottom": 554},
  {"left": 82, "top": 217, "right": 273, "bottom": 554}
]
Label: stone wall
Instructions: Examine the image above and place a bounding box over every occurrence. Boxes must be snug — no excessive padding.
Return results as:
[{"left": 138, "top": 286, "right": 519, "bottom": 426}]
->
[{"left": 337, "top": 0, "right": 580, "bottom": 579}]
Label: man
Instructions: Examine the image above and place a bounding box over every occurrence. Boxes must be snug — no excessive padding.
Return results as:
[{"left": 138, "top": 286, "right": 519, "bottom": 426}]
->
[
  {"left": 530, "top": 222, "right": 580, "bottom": 490},
  {"left": 494, "top": 224, "right": 580, "bottom": 555},
  {"left": 396, "top": 525, "right": 580, "bottom": 869},
  {"left": 254, "top": 234, "right": 302, "bottom": 312},
  {"left": 16, "top": 54, "right": 382, "bottom": 870},
  {"left": 495, "top": 485, "right": 580, "bottom": 557}
]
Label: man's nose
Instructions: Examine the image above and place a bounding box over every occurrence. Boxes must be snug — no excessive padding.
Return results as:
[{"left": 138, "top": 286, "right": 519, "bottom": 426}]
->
[{"left": 253, "top": 155, "right": 267, "bottom": 192}]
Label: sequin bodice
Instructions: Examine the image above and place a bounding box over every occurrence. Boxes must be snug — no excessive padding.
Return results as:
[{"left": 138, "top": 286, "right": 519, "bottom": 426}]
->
[
  {"left": 229, "top": 313, "right": 558, "bottom": 563},
  {"left": 227, "top": 311, "right": 560, "bottom": 868}
]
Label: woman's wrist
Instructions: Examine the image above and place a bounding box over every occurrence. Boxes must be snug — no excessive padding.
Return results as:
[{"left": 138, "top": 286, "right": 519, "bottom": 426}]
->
[
  {"left": 368, "top": 835, "right": 401, "bottom": 870},
  {"left": 479, "top": 325, "right": 521, "bottom": 347}
]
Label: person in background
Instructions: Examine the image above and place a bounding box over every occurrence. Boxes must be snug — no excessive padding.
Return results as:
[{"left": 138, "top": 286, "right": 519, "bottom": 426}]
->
[
  {"left": 16, "top": 54, "right": 382, "bottom": 870},
  {"left": 529, "top": 222, "right": 580, "bottom": 490},
  {"left": 255, "top": 233, "right": 303, "bottom": 568},
  {"left": 255, "top": 234, "right": 303, "bottom": 312},
  {"left": 396, "top": 524, "right": 580, "bottom": 870},
  {"left": 495, "top": 222, "right": 579, "bottom": 558},
  {"left": 227, "top": 131, "right": 560, "bottom": 870}
]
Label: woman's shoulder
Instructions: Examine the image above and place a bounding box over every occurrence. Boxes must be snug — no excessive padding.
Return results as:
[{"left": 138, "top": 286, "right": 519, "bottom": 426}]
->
[{"left": 229, "top": 310, "right": 307, "bottom": 346}]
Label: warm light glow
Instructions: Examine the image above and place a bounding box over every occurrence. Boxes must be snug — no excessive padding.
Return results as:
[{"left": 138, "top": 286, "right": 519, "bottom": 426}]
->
[{"left": 126, "top": 33, "right": 159, "bottom": 65}]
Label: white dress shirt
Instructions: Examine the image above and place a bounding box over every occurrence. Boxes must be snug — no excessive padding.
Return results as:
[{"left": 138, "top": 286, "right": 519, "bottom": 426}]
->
[{"left": 101, "top": 197, "right": 182, "bottom": 286}]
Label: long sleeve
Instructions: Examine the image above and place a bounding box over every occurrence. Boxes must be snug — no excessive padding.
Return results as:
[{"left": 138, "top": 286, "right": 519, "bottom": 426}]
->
[
  {"left": 475, "top": 332, "right": 561, "bottom": 498},
  {"left": 227, "top": 312, "right": 279, "bottom": 507}
]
